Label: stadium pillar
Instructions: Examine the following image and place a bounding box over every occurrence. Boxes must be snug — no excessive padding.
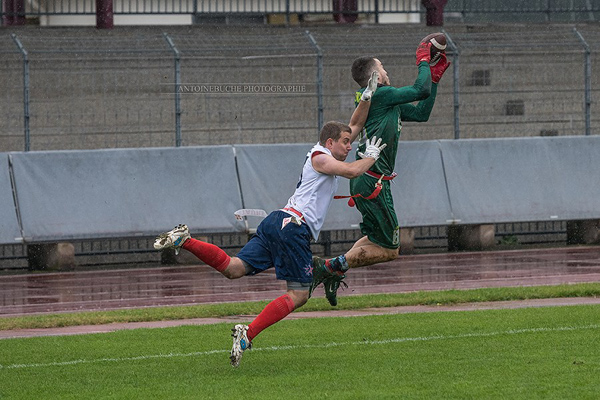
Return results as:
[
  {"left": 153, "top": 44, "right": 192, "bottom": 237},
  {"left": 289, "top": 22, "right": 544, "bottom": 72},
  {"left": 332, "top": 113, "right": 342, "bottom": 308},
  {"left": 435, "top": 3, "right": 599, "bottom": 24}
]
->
[
  {"left": 27, "top": 243, "right": 76, "bottom": 271},
  {"left": 399, "top": 228, "right": 415, "bottom": 255},
  {"left": 573, "top": 28, "right": 591, "bottom": 136},
  {"left": 447, "top": 224, "right": 496, "bottom": 252},
  {"left": 332, "top": 0, "right": 358, "bottom": 23},
  {"left": 305, "top": 31, "right": 324, "bottom": 134},
  {"left": 567, "top": 220, "right": 600, "bottom": 245},
  {"left": 96, "top": 0, "right": 114, "bottom": 29},
  {"left": 443, "top": 30, "right": 460, "bottom": 139},
  {"left": 3, "top": 0, "right": 26, "bottom": 25},
  {"left": 421, "top": 0, "right": 447, "bottom": 26}
]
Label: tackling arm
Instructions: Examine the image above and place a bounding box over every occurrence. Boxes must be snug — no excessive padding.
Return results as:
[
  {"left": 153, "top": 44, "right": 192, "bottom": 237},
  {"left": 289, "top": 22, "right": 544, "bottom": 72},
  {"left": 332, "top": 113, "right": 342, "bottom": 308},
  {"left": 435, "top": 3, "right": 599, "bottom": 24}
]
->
[
  {"left": 312, "top": 136, "right": 387, "bottom": 179},
  {"left": 313, "top": 154, "right": 375, "bottom": 180}
]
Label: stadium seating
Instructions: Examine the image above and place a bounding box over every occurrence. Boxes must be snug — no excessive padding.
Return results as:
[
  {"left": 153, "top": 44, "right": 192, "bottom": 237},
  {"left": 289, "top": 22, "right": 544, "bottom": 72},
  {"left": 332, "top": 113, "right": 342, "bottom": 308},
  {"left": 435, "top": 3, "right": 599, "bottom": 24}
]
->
[{"left": 2, "top": 24, "right": 599, "bottom": 152}]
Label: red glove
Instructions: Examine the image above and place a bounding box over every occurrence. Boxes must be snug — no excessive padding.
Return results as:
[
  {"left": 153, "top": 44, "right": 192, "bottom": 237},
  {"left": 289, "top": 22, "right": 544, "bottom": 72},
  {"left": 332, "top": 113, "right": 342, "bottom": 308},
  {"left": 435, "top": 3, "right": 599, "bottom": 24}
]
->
[
  {"left": 430, "top": 53, "right": 450, "bottom": 83},
  {"left": 415, "top": 41, "right": 432, "bottom": 65}
]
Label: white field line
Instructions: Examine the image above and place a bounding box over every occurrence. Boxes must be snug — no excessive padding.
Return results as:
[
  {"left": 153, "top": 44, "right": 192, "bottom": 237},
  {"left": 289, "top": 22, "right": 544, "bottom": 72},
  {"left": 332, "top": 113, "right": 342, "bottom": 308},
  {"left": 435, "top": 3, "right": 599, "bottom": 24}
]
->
[{"left": 1, "top": 324, "right": 599, "bottom": 370}]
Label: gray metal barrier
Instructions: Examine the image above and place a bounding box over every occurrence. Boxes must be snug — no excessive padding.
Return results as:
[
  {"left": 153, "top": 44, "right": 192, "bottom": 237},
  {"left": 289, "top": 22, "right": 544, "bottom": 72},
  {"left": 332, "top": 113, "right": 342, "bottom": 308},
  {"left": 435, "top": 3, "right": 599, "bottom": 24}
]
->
[
  {"left": 2, "top": 136, "right": 599, "bottom": 248},
  {"left": 0, "top": 153, "right": 21, "bottom": 244},
  {"left": 392, "top": 141, "right": 452, "bottom": 226},
  {"left": 234, "top": 143, "right": 308, "bottom": 231},
  {"left": 9, "top": 146, "right": 245, "bottom": 242},
  {"left": 441, "top": 135, "right": 600, "bottom": 224}
]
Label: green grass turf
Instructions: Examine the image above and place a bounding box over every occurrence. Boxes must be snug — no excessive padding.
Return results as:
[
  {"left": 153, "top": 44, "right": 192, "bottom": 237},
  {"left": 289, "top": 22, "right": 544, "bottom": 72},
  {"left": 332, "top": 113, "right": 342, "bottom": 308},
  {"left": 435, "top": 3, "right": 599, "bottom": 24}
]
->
[
  {"left": 1, "top": 283, "right": 600, "bottom": 331},
  {"left": 0, "top": 304, "right": 599, "bottom": 399}
]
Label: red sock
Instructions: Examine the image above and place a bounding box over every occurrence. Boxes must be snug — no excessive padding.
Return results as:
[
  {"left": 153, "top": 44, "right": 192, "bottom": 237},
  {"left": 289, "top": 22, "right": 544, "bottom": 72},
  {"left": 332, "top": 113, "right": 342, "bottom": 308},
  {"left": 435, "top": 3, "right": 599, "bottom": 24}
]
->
[
  {"left": 247, "top": 294, "right": 295, "bottom": 341},
  {"left": 182, "top": 238, "right": 230, "bottom": 272}
]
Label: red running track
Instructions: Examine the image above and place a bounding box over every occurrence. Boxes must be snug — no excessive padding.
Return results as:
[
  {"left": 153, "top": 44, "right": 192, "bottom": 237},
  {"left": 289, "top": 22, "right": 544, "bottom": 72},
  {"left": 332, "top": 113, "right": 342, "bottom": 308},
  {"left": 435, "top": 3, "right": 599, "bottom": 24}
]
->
[{"left": 1, "top": 246, "right": 599, "bottom": 317}]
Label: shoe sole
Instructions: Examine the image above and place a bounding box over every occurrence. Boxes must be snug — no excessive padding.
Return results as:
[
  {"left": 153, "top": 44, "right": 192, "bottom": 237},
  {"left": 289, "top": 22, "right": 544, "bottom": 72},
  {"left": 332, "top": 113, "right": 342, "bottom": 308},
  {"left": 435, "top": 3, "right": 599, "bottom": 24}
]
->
[
  {"left": 230, "top": 325, "right": 251, "bottom": 367},
  {"left": 230, "top": 327, "right": 241, "bottom": 367},
  {"left": 153, "top": 224, "right": 190, "bottom": 251}
]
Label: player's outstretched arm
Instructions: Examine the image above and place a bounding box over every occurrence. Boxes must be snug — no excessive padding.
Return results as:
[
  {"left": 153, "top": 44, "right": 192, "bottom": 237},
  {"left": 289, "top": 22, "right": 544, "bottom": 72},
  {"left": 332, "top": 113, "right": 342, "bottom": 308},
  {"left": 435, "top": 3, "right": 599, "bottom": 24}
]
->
[
  {"left": 382, "top": 62, "right": 431, "bottom": 107},
  {"left": 312, "top": 136, "right": 386, "bottom": 179},
  {"left": 348, "top": 71, "right": 379, "bottom": 142},
  {"left": 399, "top": 49, "right": 450, "bottom": 122},
  {"left": 377, "top": 41, "right": 437, "bottom": 108},
  {"left": 400, "top": 52, "right": 450, "bottom": 122},
  {"left": 399, "top": 82, "right": 438, "bottom": 123},
  {"left": 348, "top": 101, "right": 371, "bottom": 143}
]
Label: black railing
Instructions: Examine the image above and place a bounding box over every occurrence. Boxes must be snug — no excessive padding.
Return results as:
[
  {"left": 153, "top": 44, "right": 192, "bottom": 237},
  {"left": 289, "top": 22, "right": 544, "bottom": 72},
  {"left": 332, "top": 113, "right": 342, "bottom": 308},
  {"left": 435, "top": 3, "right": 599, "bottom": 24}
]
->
[{"left": 1, "top": 0, "right": 598, "bottom": 19}]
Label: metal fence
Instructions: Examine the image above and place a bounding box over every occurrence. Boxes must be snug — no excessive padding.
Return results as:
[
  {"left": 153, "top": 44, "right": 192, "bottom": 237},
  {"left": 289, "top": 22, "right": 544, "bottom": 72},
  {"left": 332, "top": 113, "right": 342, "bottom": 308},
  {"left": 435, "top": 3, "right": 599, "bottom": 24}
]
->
[
  {"left": 1, "top": 24, "right": 599, "bottom": 152},
  {"left": 4, "top": 33, "right": 176, "bottom": 150},
  {"left": 168, "top": 30, "right": 319, "bottom": 146},
  {"left": 445, "top": 0, "right": 600, "bottom": 23},
  {"left": 1, "top": 29, "right": 321, "bottom": 150},
  {"left": 1, "top": 0, "right": 599, "bottom": 21},
  {"left": 446, "top": 26, "right": 594, "bottom": 139}
]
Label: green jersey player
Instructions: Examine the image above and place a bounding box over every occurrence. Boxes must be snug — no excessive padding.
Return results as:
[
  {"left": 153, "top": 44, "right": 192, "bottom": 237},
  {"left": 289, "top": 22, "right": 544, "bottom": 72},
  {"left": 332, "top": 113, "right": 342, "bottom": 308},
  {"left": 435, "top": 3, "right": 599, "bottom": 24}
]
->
[
  {"left": 311, "top": 39, "right": 451, "bottom": 306},
  {"left": 350, "top": 56, "right": 435, "bottom": 250}
]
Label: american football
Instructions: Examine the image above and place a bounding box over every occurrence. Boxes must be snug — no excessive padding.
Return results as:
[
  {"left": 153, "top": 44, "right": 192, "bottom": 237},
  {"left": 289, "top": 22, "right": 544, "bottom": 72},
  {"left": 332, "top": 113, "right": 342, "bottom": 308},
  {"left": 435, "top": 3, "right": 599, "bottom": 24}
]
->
[{"left": 421, "top": 32, "right": 447, "bottom": 65}]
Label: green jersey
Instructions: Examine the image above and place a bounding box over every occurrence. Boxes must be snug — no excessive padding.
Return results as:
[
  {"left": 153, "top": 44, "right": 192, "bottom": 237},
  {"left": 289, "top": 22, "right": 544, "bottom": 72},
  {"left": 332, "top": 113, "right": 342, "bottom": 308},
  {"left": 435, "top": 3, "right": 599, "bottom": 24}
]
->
[{"left": 354, "top": 61, "right": 437, "bottom": 175}]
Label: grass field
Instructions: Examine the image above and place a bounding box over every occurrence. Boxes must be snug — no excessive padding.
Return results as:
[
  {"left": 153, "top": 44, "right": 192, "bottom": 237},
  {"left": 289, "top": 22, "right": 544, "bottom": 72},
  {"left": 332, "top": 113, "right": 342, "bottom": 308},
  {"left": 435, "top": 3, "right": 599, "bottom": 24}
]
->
[
  {"left": 1, "top": 304, "right": 599, "bottom": 399},
  {"left": 2, "top": 283, "right": 600, "bottom": 331}
]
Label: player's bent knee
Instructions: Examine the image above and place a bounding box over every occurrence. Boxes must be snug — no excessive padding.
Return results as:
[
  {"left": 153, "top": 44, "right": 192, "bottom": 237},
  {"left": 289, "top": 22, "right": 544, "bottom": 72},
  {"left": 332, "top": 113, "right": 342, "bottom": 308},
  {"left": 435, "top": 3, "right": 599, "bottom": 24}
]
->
[
  {"left": 222, "top": 269, "right": 242, "bottom": 279},
  {"left": 287, "top": 282, "right": 310, "bottom": 309},
  {"left": 291, "top": 292, "right": 309, "bottom": 308},
  {"left": 221, "top": 257, "right": 246, "bottom": 279}
]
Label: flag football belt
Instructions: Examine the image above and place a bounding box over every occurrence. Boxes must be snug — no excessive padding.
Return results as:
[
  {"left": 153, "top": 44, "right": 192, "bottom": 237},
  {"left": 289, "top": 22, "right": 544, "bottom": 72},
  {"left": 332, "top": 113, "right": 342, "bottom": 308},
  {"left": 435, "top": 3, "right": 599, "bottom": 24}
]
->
[
  {"left": 281, "top": 207, "right": 306, "bottom": 224},
  {"left": 334, "top": 170, "right": 397, "bottom": 207}
]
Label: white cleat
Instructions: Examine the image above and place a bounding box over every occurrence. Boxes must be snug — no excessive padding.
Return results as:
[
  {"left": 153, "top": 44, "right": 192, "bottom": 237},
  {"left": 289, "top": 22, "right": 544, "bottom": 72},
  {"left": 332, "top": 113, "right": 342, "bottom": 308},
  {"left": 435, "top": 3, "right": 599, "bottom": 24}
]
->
[
  {"left": 230, "top": 324, "right": 252, "bottom": 367},
  {"left": 153, "top": 224, "right": 191, "bottom": 255}
]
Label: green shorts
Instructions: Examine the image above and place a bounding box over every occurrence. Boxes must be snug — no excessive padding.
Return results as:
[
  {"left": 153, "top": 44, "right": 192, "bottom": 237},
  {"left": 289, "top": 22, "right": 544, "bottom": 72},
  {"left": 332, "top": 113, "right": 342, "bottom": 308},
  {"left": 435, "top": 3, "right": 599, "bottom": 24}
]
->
[{"left": 349, "top": 175, "right": 400, "bottom": 249}]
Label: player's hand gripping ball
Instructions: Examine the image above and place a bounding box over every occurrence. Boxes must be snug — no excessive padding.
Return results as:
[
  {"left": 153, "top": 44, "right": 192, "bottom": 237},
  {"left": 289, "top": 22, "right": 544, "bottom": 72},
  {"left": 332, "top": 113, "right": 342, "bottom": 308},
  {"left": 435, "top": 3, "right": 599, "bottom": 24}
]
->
[{"left": 420, "top": 32, "right": 447, "bottom": 66}]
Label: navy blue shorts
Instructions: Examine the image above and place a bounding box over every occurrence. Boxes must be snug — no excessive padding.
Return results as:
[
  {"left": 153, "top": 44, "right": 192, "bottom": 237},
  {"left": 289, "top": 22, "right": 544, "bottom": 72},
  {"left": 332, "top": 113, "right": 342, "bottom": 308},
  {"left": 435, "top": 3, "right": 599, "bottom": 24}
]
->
[{"left": 237, "top": 211, "right": 313, "bottom": 284}]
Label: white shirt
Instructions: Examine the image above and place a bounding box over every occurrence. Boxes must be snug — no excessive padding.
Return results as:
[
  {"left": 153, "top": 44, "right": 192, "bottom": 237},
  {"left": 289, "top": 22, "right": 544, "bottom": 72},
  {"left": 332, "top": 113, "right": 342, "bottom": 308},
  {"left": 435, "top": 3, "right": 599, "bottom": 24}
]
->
[{"left": 285, "top": 143, "right": 339, "bottom": 241}]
